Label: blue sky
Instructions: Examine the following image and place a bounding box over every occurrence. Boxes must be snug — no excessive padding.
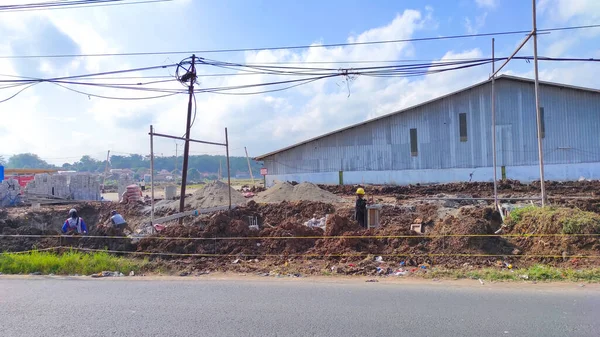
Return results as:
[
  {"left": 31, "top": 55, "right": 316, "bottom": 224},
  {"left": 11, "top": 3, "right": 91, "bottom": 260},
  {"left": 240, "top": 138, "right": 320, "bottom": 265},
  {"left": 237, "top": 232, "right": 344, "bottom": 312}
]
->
[{"left": 0, "top": 0, "right": 598, "bottom": 165}]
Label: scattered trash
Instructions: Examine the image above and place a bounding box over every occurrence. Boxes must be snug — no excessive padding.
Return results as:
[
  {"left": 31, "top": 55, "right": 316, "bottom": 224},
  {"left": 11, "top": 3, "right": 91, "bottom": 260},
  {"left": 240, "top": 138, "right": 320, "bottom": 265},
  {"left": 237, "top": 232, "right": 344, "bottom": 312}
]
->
[
  {"left": 365, "top": 279, "right": 379, "bottom": 283},
  {"left": 375, "top": 256, "right": 384, "bottom": 263},
  {"left": 376, "top": 267, "right": 384, "bottom": 274},
  {"left": 284, "top": 261, "right": 289, "bottom": 267},
  {"left": 303, "top": 216, "right": 327, "bottom": 229},
  {"left": 478, "top": 278, "right": 484, "bottom": 285},
  {"left": 292, "top": 273, "right": 301, "bottom": 278},
  {"left": 179, "top": 271, "right": 190, "bottom": 277},
  {"left": 519, "top": 274, "right": 529, "bottom": 280},
  {"left": 420, "top": 265, "right": 427, "bottom": 270},
  {"left": 394, "top": 270, "right": 408, "bottom": 276},
  {"left": 29, "top": 272, "right": 42, "bottom": 276},
  {"left": 253, "top": 259, "right": 259, "bottom": 263},
  {"left": 91, "top": 271, "right": 125, "bottom": 278},
  {"left": 348, "top": 264, "right": 356, "bottom": 267},
  {"left": 579, "top": 284, "right": 585, "bottom": 288},
  {"left": 512, "top": 248, "right": 521, "bottom": 255},
  {"left": 261, "top": 273, "right": 269, "bottom": 277},
  {"left": 256, "top": 243, "right": 261, "bottom": 247},
  {"left": 129, "top": 271, "right": 135, "bottom": 276},
  {"left": 232, "top": 259, "right": 240, "bottom": 264},
  {"left": 399, "top": 261, "right": 406, "bottom": 267},
  {"left": 48, "top": 273, "right": 54, "bottom": 276},
  {"left": 196, "top": 271, "right": 210, "bottom": 276}
]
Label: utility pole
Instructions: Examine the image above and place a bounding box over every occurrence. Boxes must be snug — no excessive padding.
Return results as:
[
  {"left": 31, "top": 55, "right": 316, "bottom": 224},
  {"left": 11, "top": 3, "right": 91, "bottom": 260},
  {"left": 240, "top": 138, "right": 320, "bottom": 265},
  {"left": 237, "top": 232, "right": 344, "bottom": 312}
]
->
[
  {"left": 150, "top": 126, "right": 155, "bottom": 225},
  {"left": 244, "top": 146, "right": 255, "bottom": 185},
  {"left": 219, "top": 160, "right": 222, "bottom": 181},
  {"left": 491, "top": 38, "right": 498, "bottom": 208},
  {"left": 532, "top": 0, "right": 546, "bottom": 206},
  {"left": 225, "top": 128, "right": 232, "bottom": 212},
  {"left": 174, "top": 142, "right": 178, "bottom": 172},
  {"left": 102, "top": 150, "right": 110, "bottom": 193},
  {"left": 179, "top": 55, "right": 197, "bottom": 216}
]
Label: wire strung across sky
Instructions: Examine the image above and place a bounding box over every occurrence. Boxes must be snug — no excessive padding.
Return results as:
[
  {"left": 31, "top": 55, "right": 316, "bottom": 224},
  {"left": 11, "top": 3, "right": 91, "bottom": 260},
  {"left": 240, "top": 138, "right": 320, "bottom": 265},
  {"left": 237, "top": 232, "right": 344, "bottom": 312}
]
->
[
  {"left": 0, "top": 0, "right": 172, "bottom": 13},
  {"left": 1, "top": 24, "right": 599, "bottom": 59},
  {"left": 0, "top": 56, "right": 598, "bottom": 101}
]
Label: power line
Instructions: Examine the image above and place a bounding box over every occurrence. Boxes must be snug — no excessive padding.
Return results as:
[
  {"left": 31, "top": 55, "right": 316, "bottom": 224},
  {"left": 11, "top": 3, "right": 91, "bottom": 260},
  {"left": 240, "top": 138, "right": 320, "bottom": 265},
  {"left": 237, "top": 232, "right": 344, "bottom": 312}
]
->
[
  {"left": 2, "top": 24, "right": 599, "bottom": 59},
  {"left": 0, "top": 0, "right": 172, "bottom": 13}
]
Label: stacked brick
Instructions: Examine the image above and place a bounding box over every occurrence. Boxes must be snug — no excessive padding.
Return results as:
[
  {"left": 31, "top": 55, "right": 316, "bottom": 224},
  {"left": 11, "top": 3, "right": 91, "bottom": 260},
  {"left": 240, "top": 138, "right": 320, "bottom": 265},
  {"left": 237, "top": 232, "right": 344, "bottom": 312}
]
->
[
  {"left": 117, "top": 174, "right": 134, "bottom": 202},
  {"left": 0, "top": 178, "right": 21, "bottom": 207},
  {"left": 70, "top": 174, "right": 101, "bottom": 201},
  {"left": 121, "top": 184, "right": 142, "bottom": 204},
  {"left": 24, "top": 174, "right": 70, "bottom": 198}
]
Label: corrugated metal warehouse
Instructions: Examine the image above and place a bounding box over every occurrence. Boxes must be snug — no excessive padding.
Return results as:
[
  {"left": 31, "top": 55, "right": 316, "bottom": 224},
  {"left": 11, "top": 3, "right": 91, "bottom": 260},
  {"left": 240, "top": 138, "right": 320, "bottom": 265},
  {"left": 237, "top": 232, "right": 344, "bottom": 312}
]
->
[{"left": 256, "top": 75, "right": 600, "bottom": 186}]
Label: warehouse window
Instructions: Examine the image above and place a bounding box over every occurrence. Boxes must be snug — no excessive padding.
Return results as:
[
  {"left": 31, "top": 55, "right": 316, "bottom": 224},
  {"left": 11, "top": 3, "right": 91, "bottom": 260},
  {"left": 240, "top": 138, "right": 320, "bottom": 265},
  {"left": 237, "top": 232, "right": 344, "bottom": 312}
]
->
[
  {"left": 410, "top": 128, "right": 418, "bottom": 156},
  {"left": 539, "top": 107, "right": 545, "bottom": 138},
  {"left": 459, "top": 113, "right": 467, "bottom": 142}
]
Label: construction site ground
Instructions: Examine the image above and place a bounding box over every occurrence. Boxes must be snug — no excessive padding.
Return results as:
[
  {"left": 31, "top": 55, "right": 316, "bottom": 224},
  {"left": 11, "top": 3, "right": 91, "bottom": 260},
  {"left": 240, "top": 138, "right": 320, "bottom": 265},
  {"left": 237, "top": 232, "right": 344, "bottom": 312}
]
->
[{"left": 1, "top": 180, "right": 599, "bottom": 279}]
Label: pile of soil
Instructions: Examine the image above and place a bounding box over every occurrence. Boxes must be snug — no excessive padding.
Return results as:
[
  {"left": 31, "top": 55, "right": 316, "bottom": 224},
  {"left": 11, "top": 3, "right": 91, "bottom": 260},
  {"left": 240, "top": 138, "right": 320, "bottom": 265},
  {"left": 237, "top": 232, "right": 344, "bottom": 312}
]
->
[
  {"left": 254, "top": 182, "right": 343, "bottom": 203},
  {"left": 319, "top": 179, "right": 600, "bottom": 198},
  {"left": 186, "top": 181, "right": 247, "bottom": 209},
  {"left": 252, "top": 182, "right": 294, "bottom": 203},
  {"left": 325, "top": 214, "right": 360, "bottom": 236},
  {"left": 155, "top": 181, "right": 247, "bottom": 213}
]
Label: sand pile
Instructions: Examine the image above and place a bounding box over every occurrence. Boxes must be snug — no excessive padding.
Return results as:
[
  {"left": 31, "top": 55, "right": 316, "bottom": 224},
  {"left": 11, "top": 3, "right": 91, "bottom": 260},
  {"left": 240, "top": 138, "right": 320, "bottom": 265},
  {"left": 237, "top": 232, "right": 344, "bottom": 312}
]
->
[
  {"left": 155, "top": 181, "right": 246, "bottom": 213},
  {"left": 254, "top": 182, "right": 343, "bottom": 203},
  {"left": 185, "top": 181, "right": 247, "bottom": 209}
]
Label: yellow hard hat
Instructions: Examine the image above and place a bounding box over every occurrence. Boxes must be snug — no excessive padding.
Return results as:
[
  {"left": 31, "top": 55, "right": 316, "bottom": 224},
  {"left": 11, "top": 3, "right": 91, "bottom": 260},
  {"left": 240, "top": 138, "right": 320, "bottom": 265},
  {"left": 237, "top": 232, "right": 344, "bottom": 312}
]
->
[{"left": 356, "top": 188, "right": 365, "bottom": 195}]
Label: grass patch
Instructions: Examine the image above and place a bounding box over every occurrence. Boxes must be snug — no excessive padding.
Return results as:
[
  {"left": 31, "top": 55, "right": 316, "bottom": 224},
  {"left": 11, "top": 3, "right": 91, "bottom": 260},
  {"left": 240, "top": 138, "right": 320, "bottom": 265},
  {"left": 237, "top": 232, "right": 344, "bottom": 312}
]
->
[
  {"left": 0, "top": 250, "right": 148, "bottom": 275},
  {"left": 425, "top": 264, "right": 600, "bottom": 282},
  {"left": 507, "top": 206, "right": 600, "bottom": 234}
]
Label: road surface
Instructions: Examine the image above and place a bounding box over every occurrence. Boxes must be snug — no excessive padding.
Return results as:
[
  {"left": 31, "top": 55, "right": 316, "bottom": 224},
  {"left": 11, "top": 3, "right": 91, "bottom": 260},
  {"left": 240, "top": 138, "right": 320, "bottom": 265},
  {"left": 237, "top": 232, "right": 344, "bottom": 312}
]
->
[{"left": 0, "top": 277, "right": 598, "bottom": 337}]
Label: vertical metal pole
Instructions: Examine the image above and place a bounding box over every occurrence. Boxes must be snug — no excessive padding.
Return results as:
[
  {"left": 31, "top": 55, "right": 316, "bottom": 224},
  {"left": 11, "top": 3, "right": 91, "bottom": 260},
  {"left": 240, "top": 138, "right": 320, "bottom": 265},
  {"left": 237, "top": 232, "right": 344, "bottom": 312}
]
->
[
  {"left": 150, "top": 125, "right": 155, "bottom": 225},
  {"left": 174, "top": 142, "right": 178, "bottom": 172},
  {"left": 491, "top": 38, "right": 498, "bottom": 207},
  {"left": 179, "top": 54, "right": 196, "bottom": 217},
  {"left": 102, "top": 150, "right": 110, "bottom": 195},
  {"left": 244, "top": 146, "right": 255, "bottom": 185},
  {"left": 225, "top": 128, "right": 232, "bottom": 212},
  {"left": 532, "top": 0, "right": 546, "bottom": 206}
]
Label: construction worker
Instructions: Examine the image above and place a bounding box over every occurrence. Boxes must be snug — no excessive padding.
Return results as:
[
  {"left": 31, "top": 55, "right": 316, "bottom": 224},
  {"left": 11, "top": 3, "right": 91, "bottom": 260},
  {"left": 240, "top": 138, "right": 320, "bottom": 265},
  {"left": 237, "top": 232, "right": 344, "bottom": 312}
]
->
[
  {"left": 62, "top": 209, "right": 88, "bottom": 234},
  {"left": 110, "top": 210, "right": 130, "bottom": 232},
  {"left": 355, "top": 187, "right": 367, "bottom": 228}
]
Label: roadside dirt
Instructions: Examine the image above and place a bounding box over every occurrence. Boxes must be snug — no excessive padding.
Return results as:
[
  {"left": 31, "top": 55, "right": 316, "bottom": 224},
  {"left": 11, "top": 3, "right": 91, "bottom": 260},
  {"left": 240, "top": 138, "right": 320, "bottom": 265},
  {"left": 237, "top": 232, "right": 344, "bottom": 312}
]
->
[{"left": 2, "top": 179, "right": 600, "bottom": 275}]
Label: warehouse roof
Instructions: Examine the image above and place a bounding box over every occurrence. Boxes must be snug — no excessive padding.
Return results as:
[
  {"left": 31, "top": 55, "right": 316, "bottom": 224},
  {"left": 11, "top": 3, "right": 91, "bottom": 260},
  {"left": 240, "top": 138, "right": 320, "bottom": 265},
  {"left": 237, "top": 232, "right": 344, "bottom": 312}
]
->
[{"left": 255, "top": 75, "right": 600, "bottom": 160}]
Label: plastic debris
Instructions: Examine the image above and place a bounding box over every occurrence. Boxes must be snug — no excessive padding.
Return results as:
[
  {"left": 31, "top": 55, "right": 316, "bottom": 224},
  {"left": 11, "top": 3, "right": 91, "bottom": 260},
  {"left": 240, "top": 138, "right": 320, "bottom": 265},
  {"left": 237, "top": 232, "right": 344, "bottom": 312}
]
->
[
  {"left": 179, "top": 271, "right": 190, "bottom": 277},
  {"left": 399, "top": 261, "right": 406, "bottom": 267},
  {"left": 129, "top": 271, "right": 135, "bottom": 276},
  {"left": 348, "top": 264, "right": 356, "bottom": 267},
  {"left": 365, "top": 279, "right": 379, "bottom": 283},
  {"left": 394, "top": 269, "right": 408, "bottom": 276},
  {"left": 30, "top": 272, "right": 42, "bottom": 276},
  {"left": 303, "top": 216, "right": 327, "bottom": 229},
  {"left": 232, "top": 259, "right": 240, "bottom": 264},
  {"left": 519, "top": 274, "right": 529, "bottom": 280},
  {"left": 91, "top": 271, "right": 125, "bottom": 278},
  {"left": 479, "top": 278, "right": 484, "bottom": 285},
  {"left": 375, "top": 256, "right": 384, "bottom": 263}
]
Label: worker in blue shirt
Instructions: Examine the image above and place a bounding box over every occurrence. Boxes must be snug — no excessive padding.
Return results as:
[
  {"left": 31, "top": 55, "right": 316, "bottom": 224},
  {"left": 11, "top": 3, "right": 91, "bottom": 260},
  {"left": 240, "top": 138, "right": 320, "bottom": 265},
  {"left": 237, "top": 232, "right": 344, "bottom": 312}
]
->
[
  {"left": 110, "top": 210, "right": 130, "bottom": 232},
  {"left": 62, "top": 209, "right": 88, "bottom": 234}
]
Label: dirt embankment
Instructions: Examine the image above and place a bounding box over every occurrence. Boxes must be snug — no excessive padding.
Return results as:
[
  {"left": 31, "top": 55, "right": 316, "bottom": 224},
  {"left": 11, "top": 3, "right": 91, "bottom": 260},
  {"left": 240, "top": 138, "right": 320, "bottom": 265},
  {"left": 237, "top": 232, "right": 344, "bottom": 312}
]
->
[
  {"left": 319, "top": 180, "right": 600, "bottom": 198},
  {"left": 3, "top": 179, "right": 600, "bottom": 275}
]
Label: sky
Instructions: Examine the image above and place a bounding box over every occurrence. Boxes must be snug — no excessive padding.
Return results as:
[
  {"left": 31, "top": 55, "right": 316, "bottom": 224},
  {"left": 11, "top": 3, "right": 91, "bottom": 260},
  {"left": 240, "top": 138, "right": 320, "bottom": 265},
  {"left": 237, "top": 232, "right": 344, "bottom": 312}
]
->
[{"left": 0, "top": 0, "right": 598, "bottom": 166}]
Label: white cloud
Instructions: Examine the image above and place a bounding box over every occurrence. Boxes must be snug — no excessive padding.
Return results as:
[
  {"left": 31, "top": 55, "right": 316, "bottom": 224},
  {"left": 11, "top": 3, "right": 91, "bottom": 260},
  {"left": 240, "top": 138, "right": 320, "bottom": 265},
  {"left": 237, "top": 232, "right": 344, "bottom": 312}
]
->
[
  {"left": 475, "top": 0, "right": 497, "bottom": 9},
  {"left": 0, "top": 2, "right": 598, "bottom": 165},
  {"left": 464, "top": 12, "right": 488, "bottom": 34}
]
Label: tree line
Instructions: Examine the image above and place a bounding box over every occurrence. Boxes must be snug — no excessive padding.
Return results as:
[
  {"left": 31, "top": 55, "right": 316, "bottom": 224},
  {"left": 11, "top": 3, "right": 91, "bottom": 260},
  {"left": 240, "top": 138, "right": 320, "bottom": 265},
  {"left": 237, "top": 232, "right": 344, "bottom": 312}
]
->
[{"left": 0, "top": 153, "right": 263, "bottom": 177}]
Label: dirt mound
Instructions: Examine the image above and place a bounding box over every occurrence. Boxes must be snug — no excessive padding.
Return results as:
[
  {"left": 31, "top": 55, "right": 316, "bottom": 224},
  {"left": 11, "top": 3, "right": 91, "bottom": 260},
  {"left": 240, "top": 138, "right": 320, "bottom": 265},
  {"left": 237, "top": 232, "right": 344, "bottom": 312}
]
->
[
  {"left": 254, "top": 182, "right": 343, "bottom": 203},
  {"left": 504, "top": 207, "right": 600, "bottom": 259},
  {"left": 253, "top": 181, "right": 294, "bottom": 203},
  {"left": 430, "top": 207, "right": 506, "bottom": 254},
  {"left": 325, "top": 214, "right": 360, "bottom": 236},
  {"left": 186, "top": 181, "right": 247, "bottom": 209},
  {"left": 259, "top": 220, "right": 324, "bottom": 254},
  {"left": 155, "top": 181, "right": 247, "bottom": 213},
  {"left": 292, "top": 183, "right": 344, "bottom": 203}
]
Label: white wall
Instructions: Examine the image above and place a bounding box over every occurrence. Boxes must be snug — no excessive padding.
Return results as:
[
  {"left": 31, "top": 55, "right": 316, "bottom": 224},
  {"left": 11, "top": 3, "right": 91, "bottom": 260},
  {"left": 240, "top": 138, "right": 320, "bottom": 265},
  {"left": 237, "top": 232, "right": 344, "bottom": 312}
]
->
[{"left": 265, "top": 162, "right": 600, "bottom": 187}]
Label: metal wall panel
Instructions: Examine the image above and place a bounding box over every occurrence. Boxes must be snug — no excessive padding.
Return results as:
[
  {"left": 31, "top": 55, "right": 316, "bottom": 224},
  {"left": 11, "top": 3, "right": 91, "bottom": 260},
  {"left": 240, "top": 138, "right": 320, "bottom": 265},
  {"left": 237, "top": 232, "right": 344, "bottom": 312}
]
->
[{"left": 263, "top": 78, "right": 600, "bottom": 176}]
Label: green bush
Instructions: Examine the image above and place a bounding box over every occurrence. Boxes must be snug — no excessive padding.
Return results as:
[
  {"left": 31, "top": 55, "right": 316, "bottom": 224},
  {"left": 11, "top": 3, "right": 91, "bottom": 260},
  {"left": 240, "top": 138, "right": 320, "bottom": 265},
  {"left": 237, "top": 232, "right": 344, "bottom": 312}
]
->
[{"left": 0, "top": 250, "right": 147, "bottom": 275}]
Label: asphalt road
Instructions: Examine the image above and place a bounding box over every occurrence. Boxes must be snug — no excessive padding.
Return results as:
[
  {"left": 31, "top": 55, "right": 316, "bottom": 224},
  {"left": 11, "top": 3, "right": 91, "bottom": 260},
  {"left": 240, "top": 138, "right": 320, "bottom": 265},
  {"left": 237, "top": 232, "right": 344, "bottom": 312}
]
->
[{"left": 0, "top": 277, "right": 598, "bottom": 337}]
